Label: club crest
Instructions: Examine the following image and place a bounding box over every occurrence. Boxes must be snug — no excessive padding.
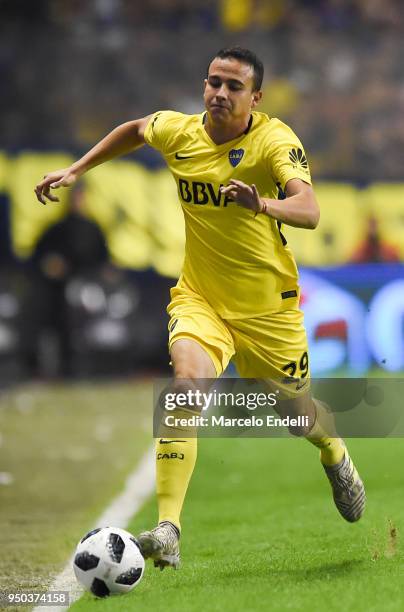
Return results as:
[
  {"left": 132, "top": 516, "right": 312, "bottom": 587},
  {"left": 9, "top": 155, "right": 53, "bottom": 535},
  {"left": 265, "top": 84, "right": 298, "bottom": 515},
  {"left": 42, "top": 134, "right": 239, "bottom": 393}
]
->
[{"left": 229, "top": 149, "right": 244, "bottom": 167}]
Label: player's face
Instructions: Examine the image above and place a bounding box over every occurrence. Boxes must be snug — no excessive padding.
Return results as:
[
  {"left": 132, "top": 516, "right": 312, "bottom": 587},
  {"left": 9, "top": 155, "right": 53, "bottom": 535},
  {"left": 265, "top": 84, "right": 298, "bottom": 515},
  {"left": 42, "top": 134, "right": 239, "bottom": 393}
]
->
[{"left": 204, "top": 58, "right": 262, "bottom": 124}]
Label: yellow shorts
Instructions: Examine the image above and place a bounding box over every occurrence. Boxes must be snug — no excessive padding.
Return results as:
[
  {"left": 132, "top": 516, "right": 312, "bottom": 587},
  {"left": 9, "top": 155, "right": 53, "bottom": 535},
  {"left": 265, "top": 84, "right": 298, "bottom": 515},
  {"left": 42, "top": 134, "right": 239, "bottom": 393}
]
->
[{"left": 167, "top": 283, "right": 310, "bottom": 386}]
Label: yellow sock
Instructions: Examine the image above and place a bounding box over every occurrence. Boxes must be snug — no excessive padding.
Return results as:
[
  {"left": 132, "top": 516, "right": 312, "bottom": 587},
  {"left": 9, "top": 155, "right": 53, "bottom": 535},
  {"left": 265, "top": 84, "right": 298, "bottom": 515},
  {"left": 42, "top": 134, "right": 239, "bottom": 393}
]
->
[
  {"left": 306, "top": 399, "right": 345, "bottom": 466},
  {"left": 155, "top": 409, "right": 198, "bottom": 532}
]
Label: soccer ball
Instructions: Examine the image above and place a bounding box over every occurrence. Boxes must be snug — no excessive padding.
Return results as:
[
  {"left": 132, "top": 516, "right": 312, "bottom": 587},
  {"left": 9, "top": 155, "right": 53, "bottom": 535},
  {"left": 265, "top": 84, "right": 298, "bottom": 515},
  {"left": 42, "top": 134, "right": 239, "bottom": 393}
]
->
[{"left": 73, "top": 526, "right": 145, "bottom": 597}]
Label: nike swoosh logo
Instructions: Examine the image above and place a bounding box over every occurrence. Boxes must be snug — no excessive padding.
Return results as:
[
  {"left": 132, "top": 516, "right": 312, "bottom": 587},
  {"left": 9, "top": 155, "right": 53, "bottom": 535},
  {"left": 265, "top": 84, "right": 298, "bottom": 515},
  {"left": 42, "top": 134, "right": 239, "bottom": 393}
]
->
[
  {"left": 175, "top": 153, "right": 193, "bottom": 160},
  {"left": 159, "top": 439, "right": 188, "bottom": 444}
]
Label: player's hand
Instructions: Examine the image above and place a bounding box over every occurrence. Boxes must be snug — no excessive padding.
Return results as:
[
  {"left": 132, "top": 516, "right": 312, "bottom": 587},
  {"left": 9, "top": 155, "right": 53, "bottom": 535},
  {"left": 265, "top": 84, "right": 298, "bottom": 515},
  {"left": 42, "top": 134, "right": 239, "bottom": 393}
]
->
[
  {"left": 34, "top": 168, "right": 79, "bottom": 205},
  {"left": 220, "top": 179, "right": 263, "bottom": 213}
]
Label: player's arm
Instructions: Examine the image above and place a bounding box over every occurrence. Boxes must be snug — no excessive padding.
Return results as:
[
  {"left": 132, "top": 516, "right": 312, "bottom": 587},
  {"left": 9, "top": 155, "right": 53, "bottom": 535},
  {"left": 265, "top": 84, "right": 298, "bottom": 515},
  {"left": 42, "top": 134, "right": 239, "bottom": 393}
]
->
[
  {"left": 263, "top": 178, "right": 320, "bottom": 229},
  {"left": 34, "top": 115, "right": 152, "bottom": 204},
  {"left": 220, "top": 178, "right": 320, "bottom": 229}
]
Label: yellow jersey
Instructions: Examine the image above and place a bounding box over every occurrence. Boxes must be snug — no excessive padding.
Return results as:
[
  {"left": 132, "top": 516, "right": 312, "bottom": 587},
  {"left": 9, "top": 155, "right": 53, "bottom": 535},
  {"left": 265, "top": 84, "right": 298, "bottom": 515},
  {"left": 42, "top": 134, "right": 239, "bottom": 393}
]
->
[{"left": 144, "top": 110, "right": 311, "bottom": 319}]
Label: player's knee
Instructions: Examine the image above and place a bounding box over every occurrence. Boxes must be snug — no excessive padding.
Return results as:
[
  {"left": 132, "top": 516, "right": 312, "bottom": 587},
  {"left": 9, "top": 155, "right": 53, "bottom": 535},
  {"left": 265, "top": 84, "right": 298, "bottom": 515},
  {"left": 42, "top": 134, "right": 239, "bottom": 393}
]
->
[
  {"left": 288, "top": 422, "right": 313, "bottom": 437},
  {"left": 278, "top": 394, "right": 316, "bottom": 437},
  {"left": 172, "top": 376, "right": 197, "bottom": 393},
  {"left": 156, "top": 380, "right": 201, "bottom": 438},
  {"left": 174, "top": 364, "right": 202, "bottom": 380},
  {"left": 163, "top": 378, "right": 202, "bottom": 413}
]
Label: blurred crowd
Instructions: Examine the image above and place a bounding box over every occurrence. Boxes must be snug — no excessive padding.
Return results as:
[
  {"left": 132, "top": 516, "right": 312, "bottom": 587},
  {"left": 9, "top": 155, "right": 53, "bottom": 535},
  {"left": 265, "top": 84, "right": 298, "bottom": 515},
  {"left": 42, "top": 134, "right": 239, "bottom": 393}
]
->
[{"left": 2, "top": 0, "right": 404, "bottom": 181}]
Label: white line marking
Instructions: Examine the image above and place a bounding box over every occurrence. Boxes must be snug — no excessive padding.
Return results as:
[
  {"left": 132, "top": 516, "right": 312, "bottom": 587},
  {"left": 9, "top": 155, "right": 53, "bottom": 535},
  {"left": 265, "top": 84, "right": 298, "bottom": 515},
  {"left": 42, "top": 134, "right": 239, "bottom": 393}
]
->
[{"left": 33, "top": 445, "right": 155, "bottom": 612}]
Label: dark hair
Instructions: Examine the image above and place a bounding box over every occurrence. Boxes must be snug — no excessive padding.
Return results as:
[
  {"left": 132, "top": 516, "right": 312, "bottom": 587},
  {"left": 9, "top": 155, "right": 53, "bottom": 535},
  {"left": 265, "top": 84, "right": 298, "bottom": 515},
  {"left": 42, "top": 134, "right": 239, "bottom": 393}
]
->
[{"left": 209, "top": 47, "right": 264, "bottom": 91}]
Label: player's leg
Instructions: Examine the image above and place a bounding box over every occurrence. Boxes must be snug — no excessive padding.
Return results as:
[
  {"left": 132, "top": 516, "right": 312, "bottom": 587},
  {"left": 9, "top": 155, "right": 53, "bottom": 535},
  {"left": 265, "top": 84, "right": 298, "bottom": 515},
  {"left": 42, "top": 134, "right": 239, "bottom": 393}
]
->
[
  {"left": 230, "top": 309, "right": 365, "bottom": 522},
  {"left": 156, "top": 339, "right": 216, "bottom": 534},
  {"left": 273, "top": 391, "right": 345, "bottom": 466},
  {"left": 277, "top": 392, "right": 365, "bottom": 522},
  {"left": 138, "top": 285, "right": 234, "bottom": 569},
  {"left": 139, "top": 338, "right": 217, "bottom": 570}
]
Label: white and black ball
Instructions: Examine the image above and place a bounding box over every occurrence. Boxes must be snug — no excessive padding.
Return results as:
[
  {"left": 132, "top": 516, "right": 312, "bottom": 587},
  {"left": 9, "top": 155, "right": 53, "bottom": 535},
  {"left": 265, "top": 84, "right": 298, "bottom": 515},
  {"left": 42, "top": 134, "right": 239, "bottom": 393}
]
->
[{"left": 73, "top": 527, "right": 145, "bottom": 597}]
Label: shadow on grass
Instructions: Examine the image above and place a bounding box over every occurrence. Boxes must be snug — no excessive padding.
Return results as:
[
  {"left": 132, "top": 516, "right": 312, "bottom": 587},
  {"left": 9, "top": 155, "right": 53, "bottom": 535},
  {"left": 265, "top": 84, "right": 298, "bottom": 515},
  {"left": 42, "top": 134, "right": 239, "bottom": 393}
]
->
[
  {"left": 277, "top": 559, "right": 366, "bottom": 582},
  {"left": 216, "top": 558, "right": 366, "bottom": 582}
]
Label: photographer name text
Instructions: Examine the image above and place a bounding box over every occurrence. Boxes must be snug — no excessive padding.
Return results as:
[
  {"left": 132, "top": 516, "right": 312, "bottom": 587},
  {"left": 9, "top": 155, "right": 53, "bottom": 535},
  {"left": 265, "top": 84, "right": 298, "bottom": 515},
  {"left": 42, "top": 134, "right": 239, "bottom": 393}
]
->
[{"left": 163, "top": 414, "right": 309, "bottom": 429}]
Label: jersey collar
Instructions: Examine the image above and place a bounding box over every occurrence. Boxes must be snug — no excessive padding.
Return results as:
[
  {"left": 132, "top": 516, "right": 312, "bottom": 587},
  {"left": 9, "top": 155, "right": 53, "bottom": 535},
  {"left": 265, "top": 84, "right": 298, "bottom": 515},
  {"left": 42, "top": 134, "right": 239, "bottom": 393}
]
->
[{"left": 201, "top": 112, "right": 253, "bottom": 145}]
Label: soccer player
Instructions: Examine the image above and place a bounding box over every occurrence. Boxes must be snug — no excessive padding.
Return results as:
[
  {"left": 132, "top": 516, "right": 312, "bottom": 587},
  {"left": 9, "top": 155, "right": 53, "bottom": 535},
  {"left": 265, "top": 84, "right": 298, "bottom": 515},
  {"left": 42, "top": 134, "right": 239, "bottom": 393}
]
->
[{"left": 35, "top": 47, "right": 365, "bottom": 570}]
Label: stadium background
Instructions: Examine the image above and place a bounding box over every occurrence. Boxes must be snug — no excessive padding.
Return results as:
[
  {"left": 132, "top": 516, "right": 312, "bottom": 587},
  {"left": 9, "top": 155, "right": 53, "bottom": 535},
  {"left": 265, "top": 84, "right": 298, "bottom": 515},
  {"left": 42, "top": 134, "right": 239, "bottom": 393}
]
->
[
  {"left": 1, "top": 2, "right": 404, "bottom": 609},
  {"left": 0, "top": 0, "right": 403, "bottom": 381}
]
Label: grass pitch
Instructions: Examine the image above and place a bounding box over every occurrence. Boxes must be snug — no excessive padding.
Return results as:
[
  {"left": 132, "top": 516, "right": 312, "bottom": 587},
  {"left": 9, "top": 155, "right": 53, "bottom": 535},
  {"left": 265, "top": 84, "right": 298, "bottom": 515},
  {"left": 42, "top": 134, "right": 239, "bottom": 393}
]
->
[
  {"left": 74, "top": 437, "right": 404, "bottom": 612},
  {"left": 1, "top": 381, "right": 404, "bottom": 611},
  {"left": 0, "top": 381, "right": 152, "bottom": 600}
]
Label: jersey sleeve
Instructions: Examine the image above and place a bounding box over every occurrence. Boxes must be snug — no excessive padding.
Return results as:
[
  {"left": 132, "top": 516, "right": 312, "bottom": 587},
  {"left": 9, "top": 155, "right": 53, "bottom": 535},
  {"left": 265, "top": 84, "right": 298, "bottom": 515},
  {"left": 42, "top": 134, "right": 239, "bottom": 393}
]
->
[
  {"left": 265, "top": 120, "right": 312, "bottom": 190},
  {"left": 143, "top": 110, "right": 184, "bottom": 154}
]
